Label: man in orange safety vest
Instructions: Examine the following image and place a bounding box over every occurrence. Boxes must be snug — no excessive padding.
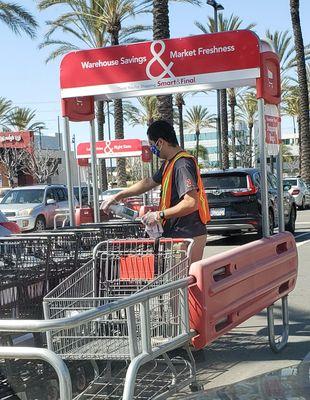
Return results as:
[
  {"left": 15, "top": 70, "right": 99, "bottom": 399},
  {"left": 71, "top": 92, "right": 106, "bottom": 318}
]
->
[{"left": 102, "top": 120, "right": 210, "bottom": 263}]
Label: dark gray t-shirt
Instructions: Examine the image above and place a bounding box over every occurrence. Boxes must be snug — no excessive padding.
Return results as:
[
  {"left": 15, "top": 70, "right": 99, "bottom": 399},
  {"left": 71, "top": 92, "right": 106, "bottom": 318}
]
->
[{"left": 152, "top": 154, "right": 207, "bottom": 238}]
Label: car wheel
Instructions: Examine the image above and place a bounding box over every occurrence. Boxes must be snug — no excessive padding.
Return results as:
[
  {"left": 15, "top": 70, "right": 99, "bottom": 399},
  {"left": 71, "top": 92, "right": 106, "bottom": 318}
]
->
[
  {"left": 34, "top": 216, "right": 46, "bottom": 231},
  {"left": 285, "top": 206, "right": 296, "bottom": 234}
]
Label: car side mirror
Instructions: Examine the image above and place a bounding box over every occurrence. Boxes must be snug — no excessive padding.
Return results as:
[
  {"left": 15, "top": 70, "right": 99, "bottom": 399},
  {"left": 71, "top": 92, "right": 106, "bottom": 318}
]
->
[{"left": 46, "top": 198, "right": 56, "bottom": 205}]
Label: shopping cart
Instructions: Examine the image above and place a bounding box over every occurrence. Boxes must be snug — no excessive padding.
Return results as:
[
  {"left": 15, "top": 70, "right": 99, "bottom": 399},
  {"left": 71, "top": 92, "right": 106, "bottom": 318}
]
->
[{"left": 40, "top": 238, "right": 197, "bottom": 399}]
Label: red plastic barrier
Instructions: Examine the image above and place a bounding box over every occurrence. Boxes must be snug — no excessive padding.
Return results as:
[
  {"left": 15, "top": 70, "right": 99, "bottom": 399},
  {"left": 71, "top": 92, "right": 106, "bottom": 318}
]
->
[
  {"left": 1, "top": 222, "right": 21, "bottom": 234},
  {"left": 75, "top": 207, "right": 94, "bottom": 226},
  {"left": 189, "top": 232, "right": 298, "bottom": 349}
]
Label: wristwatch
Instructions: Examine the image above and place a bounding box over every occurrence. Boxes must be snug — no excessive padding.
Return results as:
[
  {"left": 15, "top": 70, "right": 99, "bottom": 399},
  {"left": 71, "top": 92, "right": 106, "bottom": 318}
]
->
[{"left": 158, "top": 211, "right": 165, "bottom": 220}]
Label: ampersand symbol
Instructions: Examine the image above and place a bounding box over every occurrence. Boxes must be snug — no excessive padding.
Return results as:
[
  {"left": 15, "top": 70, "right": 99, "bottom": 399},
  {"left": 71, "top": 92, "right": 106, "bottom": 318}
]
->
[
  {"left": 146, "top": 40, "right": 175, "bottom": 80},
  {"left": 104, "top": 141, "right": 113, "bottom": 153}
]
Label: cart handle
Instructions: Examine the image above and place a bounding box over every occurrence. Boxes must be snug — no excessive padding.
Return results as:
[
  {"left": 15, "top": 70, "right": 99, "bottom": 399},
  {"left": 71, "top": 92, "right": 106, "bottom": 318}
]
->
[
  {"left": 0, "top": 347, "right": 72, "bottom": 400},
  {"left": 0, "top": 276, "right": 195, "bottom": 333}
]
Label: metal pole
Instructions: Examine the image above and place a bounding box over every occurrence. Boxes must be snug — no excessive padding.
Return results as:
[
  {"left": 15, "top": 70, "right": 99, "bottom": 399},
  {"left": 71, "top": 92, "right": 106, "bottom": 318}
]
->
[
  {"left": 73, "top": 135, "right": 82, "bottom": 208},
  {"left": 87, "top": 166, "right": 91, "bottom": 204},
  {"left": 214, "top": 7, "right": 222, "bottom": 169},
  {"left": 90, "top": 120, "right": 100, "bottom": 223},
  {"left": 276, "top": 110, "right": 285, "bottom": 232},
  {"left": 63, "top": 117, "right": 75, "bottom": 226},
  {"left": 107, "top": 101, "right": 113, "bottom": 184},
  {"left": 258, "top": 98, "right": 270, "bottom": 237}
]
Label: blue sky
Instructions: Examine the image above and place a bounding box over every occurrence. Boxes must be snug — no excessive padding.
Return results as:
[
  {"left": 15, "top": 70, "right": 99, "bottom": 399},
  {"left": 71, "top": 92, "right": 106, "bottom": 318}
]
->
[{"left": 1, "top": 0, "right": 309, "bottom": 145}]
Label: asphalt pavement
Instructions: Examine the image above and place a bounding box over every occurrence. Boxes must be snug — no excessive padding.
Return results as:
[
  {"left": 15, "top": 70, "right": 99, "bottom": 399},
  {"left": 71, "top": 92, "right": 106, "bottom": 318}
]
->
[{"left": 171, "top": 209, "right": 310, "bottom": 399}]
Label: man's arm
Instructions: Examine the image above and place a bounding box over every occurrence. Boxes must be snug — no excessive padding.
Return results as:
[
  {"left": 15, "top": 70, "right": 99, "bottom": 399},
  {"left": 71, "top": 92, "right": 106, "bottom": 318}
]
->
[
  {"left": 162, "top": 189, "right": 198, "bottom": 219},
  {"left": 101, "top": 177, "right": 158, "bottom": 210},
  {"left": 114, "top": 178, "right": 158, "bottom": 202}
]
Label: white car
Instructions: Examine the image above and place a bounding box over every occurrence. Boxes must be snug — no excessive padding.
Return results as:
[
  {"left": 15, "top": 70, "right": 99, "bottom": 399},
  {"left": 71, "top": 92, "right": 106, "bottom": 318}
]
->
[
  {"left": 0, "top": 185, "right": 76, "bottom": 231},
  {"left": 283, "top": 177, "right": 310, "bottom": 209}
]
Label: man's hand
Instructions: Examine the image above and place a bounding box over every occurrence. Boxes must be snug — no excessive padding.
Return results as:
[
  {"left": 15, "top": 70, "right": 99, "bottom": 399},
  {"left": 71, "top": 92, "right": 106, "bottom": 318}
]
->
[
  {"left": 100, "top": 195, "right": 118, "bottom": 213},
  {"left": 141, "top": 211, "right": 159, "bottom": 226}
]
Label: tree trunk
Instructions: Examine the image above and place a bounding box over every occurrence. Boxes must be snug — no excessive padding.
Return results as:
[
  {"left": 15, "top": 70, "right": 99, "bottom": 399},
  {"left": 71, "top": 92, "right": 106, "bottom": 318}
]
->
[
  {"left": 220, "top": 89, "right": 229, "bottom": 169},
  {"left": 178, "top": 104, "right": 184, "bottom": 148},
  {"left": 228, "top": 91, "right": 237, "bottom": 168},
  {"left": 298, "top": 116, "right": 302, "bottom": 175},
  {"left": 153, "top": 0, "right": 173, "bottom": 125},
  {"left": 290, "top": 0, "right": 310, "bottom": 183},
  {"left": 249, "top": 125, "right": 253, "bottom": 168},
  {"left": 96, "top": 100, "right": 108, "bottom": 191},
  {"left": 195, "top": 131, "right": 200, "bottom": 159},
  {"left": 110, "top": 32, "right": 127, "bottom": 187},
  {"left": 114, "top": 99, "right": 127, "bottom": 186}
]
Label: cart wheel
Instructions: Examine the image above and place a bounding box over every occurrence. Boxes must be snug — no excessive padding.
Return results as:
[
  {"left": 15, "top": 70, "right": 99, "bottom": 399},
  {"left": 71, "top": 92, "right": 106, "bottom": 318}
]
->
[
  {"left": 73, "top": 365, "right": 87, "bottom": 392},
  {"left": 189, "top": 382, "right": 203, "bottom": 392},
  {"left": 46, "top": 381, "right": 59, "bottom": 400}
]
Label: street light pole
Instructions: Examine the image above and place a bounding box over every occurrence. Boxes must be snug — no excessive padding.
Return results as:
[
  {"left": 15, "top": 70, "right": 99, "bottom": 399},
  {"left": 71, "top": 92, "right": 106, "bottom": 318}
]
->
[{"left": 207, "top": 0, "right": 224, "bottom": 169}]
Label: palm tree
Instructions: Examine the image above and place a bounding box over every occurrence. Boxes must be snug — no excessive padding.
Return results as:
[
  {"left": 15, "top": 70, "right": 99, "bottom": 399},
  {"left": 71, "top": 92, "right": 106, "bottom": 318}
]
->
[
  {"left": 0, "top": 1, "right": 37, "bottom": 37},
  {"left": 227, "top": 88, "right": 237, "bottom": 168},
  {"left": 175, "top": 93, "right": 186, "bottom": 148},
  {"left": 282, "top": 85, "right": 301, "bottom": 173},
  {"left": 6, "top": 107, "right": 45, "bottom": 132},
  {"left": 184, "top": 105, "right": 215, "bottom": 159},
  {"left": 195, "top": 13, "right": 256, "bottom": 169},
  {"left": 127, "top": 97, "right": 159, "bottom": 127},
  {"left": 0, "top": 97, "right": 13, "bottom": 130},
  {"left": 266, "top": 29, "right": 310, "bottom": 79},
  {"left": 289, "top": 0, "right": 310, "bottom": 184},
  {"left": 38, "top": 0, "right": 149, "bottom": 188},
  {"left": 236, "top": 91, "right": 257, "bottom": 167},
  {"left": 152, "top": 0, "right": 200, "bottom": 125}
]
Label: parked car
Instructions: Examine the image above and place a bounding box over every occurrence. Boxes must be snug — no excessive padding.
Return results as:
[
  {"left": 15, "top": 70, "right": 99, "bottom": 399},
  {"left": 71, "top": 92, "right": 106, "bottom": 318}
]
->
[
  {"left": 202, "top": 168, "right": 297, "bottom": 236},
  {"left": 74, "top": 186, "right": 91, "bottom": 206},
  {"left": 0, "top": 185, "right": 75, "bottom": 232},
  {"left": 283, "top": 177, "right": 310, "bottom": 209},
  {"left": 0, "top": 210, "right": 20, "bottom": 236},
  {"left": 0, "top": 187, "right": 11, "bottom": 200}
]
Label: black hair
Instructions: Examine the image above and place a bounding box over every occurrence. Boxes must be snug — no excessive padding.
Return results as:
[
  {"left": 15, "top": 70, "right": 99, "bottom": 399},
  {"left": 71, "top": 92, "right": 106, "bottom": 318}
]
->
[{"left": 147, "top": 120, "right": 179, "bottom": 146}]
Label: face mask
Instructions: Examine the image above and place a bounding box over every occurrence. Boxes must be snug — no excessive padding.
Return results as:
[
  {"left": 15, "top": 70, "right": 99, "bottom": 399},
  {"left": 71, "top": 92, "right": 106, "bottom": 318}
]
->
[{"left": 150, "top": 140, "right": 161, "bottom": 157}]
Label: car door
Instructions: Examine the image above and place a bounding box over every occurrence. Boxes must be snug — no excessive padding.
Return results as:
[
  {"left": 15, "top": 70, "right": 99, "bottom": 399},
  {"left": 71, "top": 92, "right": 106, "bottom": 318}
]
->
[
  {"left": 55, "top": 187, "right": 68, "bottom": 210},
  {"left": 45, "top": 187, "right": 58, "bottom": 227}
]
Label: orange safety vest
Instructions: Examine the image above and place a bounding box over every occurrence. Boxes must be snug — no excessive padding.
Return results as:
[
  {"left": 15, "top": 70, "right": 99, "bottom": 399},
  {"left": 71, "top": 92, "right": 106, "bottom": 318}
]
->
[{"left": 159, "top": 151, "right": 210, "bottom": 224}]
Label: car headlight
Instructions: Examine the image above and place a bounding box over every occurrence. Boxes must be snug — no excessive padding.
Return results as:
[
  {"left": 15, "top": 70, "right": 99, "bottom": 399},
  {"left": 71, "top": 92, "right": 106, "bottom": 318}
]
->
[{"left": 16, "top": 208, "right": 33, "bottom": 217}]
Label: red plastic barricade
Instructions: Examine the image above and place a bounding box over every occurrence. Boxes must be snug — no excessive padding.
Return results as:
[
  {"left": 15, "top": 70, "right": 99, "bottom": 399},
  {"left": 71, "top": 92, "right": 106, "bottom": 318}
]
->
[
  {"left": 75, "top": 207, "right": 94, "bottom": 225},
  {"left": 189, "top": 232, "right": 298, "bottom": 349}
]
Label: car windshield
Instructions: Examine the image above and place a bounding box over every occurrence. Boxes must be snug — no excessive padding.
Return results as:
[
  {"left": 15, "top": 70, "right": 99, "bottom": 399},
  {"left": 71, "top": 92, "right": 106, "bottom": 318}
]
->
[
  {"left": 284, "top": 179, "right": 297, "bottom": 186},
  {"left": 203, "top": 174, "right": 248, "bottom": 190},
  {"left": 1, "top": 189, "right": 45, "bottom": 204}
]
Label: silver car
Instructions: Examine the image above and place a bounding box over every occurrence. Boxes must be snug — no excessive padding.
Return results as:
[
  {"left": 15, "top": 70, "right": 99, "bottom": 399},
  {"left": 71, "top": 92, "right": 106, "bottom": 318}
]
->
[
  {"left": 283, "top": 177, "right": 310, "bottom": 209},
  {"left": 0, "top": 185, "right": 73, "bottom": 231}
]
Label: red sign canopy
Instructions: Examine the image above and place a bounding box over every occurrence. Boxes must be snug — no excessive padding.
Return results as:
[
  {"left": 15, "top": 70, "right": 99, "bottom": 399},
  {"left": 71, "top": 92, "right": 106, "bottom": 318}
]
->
[
  {"left": 60, "top": 30, "right": 261, "bottom": 101},
  {"left": 77, "top": 138, "right": 151, "bottom": 161},
  {"left": 0, "top": 131, "right": 33, "bottom": 149}
]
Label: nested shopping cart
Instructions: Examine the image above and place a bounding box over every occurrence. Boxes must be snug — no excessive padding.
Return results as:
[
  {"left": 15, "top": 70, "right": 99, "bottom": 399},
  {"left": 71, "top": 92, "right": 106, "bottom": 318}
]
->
[{"left": 41, "top": 238, "right": 197, "bottom": 399}]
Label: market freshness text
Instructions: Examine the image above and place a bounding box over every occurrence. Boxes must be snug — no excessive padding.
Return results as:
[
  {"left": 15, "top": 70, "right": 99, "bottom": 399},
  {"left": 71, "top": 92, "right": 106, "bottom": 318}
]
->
[{"left": 80, "top": 45, "right": 236, "bottom": 70}]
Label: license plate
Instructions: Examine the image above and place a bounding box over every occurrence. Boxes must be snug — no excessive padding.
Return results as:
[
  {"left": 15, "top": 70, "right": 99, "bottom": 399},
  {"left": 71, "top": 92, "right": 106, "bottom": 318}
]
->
[{"left": 210, "top": 208, "right": 225, "bottom": 217}]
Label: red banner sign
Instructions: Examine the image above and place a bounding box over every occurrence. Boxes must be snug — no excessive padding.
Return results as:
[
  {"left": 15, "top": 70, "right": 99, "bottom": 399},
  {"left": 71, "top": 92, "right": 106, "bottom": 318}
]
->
[
  {"left": 60, "top": 31, "right": 260, "bottom": 99},
  {"left": 77, "top": 139, "right": 149, "bottom": 160},
  {"left": 0, "top": 131, "right": 33, "bottom": 149}
]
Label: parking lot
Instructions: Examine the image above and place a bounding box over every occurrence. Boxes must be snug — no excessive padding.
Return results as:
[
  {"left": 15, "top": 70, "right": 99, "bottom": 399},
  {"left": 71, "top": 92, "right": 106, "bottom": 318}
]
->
[{"left": 171, "top": 209, "right": 310, "bottom": 398}]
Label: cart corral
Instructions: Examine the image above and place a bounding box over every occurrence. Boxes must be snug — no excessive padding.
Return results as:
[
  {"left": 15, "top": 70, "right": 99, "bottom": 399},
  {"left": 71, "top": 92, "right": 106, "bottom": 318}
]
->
[{"left": 0, "top": 30, "right": 299, "bottom": 400}]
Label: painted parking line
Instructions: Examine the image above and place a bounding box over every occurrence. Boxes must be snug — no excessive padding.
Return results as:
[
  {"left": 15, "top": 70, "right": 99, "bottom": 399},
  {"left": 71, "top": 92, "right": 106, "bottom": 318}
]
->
[{"left": 294, "top": 232, "right": 310, "bottom": 240}]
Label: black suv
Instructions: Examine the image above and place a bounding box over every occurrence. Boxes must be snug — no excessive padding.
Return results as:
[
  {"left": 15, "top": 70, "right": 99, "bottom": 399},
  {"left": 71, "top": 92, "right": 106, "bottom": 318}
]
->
[{"left": 202, "top": 168, "right": 297, "bottom": 235}]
